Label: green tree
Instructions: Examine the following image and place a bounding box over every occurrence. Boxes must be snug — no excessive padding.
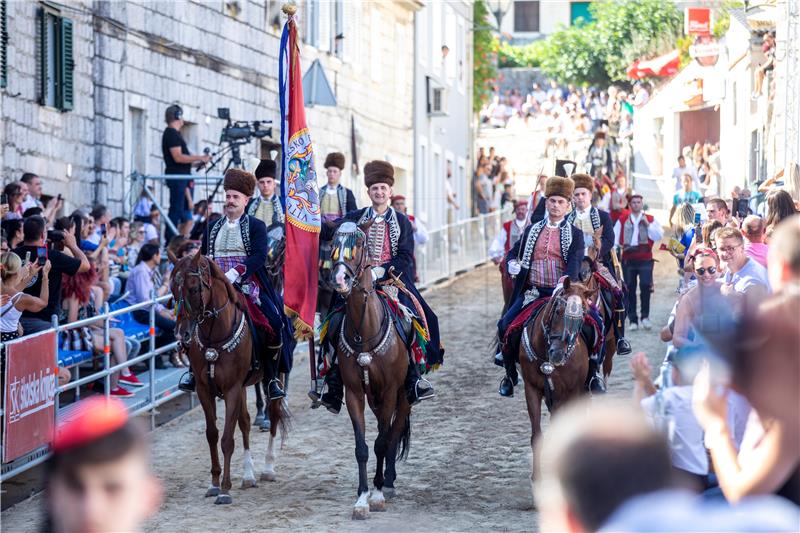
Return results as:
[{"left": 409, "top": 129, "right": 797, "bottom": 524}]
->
[{"left": 473, "top": 0, "right": 497, "bottom": 111}]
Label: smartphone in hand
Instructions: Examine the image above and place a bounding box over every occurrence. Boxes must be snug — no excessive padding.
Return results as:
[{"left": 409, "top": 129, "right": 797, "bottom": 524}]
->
[
  {"left": 101, "top": 223, "right": 107, "bottom": 236},
  {"left": 37, "top": 247, "right": 48, "bottom": 267}
]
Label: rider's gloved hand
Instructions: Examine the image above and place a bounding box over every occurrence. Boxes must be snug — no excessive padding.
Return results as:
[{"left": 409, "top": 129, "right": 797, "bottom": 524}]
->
[
  {"left": 224, "top": 268, "right": 240, "bottom": 284},
  {"left": 507, "top": 260, "right": 521, "bottom": 276}
]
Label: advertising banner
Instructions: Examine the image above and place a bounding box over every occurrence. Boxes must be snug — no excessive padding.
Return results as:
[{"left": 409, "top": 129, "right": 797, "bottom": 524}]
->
[{"left": 685, "top": 7, "right": 712, "bottom": 36}]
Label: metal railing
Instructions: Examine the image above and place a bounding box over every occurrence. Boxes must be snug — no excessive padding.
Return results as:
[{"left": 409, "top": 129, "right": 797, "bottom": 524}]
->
[
  {"left": 417, "top": 210, "right": 505, "bottom": 288},
  {"left": 0, "top": 293, "right": 181, "bottom": 482}
]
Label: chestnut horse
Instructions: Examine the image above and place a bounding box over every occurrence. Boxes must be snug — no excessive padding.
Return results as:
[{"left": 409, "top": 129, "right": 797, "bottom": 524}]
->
[
  {"left": 172, "top": 253, "right": 289, "bottom": 505},
  {"left": 330, "top": 222, "right": 412, "bottom": 520},
  {"left": 580, "top": 257, "right": 618, "bottom": 378},
  {"left": 517, "top": 279, "right": 593, "bottom": 498}
]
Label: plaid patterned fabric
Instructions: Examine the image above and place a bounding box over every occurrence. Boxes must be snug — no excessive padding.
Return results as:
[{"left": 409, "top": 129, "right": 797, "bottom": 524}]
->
[{"left": 214, "top": 256, "right": 260, "bottom": 303}]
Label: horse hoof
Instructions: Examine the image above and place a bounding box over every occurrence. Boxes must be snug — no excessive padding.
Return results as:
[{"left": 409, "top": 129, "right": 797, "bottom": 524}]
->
[
  {"left": 368, "top": 496, "right": 386, "bottom": 512},
  {"left": 352, "top": 505, "right": 370, "bottom": 520},
  {"left": 259, "top": 419, "right": 271, "bottom": 432},
  {"left": 205, "top": 486, "right": 220, "bottom": 498},
  {"left": 214, "top": 494, "right": 233, "bottom": 505},
  {"left": 383, "top": 486, "right": 395, "bottom": 499},
  {"left": 260, "top": 471, "right": 276, "bottom": 482},
  {"left": 241, "top": 478, "right": 257, "bottom": 489}
]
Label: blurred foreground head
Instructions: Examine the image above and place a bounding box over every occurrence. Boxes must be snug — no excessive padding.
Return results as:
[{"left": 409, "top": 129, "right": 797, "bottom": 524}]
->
[
  {"left": 767, "top": 214, "right": 800, "bottom": 291},
  {"left": 535, "top": 400, "right": 672, "bottom": 532},
  {"left": 44, "top": 397, "right": 162, "bottom": 533}
]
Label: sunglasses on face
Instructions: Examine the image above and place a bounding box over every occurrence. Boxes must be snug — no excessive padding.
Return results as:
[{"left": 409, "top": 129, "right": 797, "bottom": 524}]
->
[
  {"left": 696, "top": 266, "right": 717, "bottom": 276},
  {"left": 718, "top": 245, "right": 740, "bottom": 253}
]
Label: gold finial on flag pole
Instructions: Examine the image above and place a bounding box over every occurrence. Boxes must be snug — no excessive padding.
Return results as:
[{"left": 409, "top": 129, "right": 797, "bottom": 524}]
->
[{"left": 282, "top": 3, "right": 297, "bottom": 16}]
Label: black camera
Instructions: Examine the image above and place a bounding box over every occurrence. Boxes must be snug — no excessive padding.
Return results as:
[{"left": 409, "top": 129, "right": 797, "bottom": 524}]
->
[{"left": 217, "top": 107, "right": 272, "bottom": 144}]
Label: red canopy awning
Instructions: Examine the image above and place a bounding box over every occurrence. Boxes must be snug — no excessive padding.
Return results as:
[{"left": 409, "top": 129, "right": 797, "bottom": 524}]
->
[{"left": 628, "top": 49, "right": 680, "bottom": 79}]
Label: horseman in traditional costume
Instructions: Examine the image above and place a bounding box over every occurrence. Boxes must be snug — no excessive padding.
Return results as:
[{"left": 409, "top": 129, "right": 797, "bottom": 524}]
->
[
  {"left": 247, "top": 159, "right": 285, "bottom": 227},
  {"left": 490, "top": 200, "right": 528, "bottom": 316},
  {"left": 315, "top": 160, "right": 442, "bottom": 414},
  {"left": 566, "top": 172, "right": 632, "bottom": 356},
  {"left": 178, "top": 168, "right": 295, "bottom": 400},
  {"left": 496, "top": 176, "right": 609, "bottom": 397}
]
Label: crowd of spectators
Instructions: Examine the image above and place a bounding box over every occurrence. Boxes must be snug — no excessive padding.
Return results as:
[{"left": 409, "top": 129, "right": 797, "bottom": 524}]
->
[{"left": 0, "top": 172, "right": 206, "bottom": 398}]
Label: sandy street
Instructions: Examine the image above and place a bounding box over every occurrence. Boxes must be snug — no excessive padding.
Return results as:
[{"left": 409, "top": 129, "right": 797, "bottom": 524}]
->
[{"left": 2, "top": 252, "right": 677, "bottom": 532}]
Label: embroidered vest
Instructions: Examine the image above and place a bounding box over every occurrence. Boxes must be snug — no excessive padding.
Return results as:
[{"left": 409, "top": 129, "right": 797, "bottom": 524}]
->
[
  {"left": 357, "top": 207, "right": 400, "bottom": 258},
  {"left": 520, "top": 219, "right": 573, "bottom": 270}
]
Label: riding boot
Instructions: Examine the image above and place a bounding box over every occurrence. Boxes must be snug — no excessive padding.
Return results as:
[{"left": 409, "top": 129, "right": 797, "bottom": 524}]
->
[
  {"left": 499, "top": 349, "right": 518, "bottom": 397},
  {"left": 587, "top": 359, "right": 606, "bottom": 394},
  {"left": 265, "top": 352, "right": 286, "bottom": 401},
  {"left": 613, "top": 308, "right": 632, "bottom": 355},
  {"left": 404, "top": 361, "right": 435, "bottom": 405},
  {"left": 178, "top": 370, "right": 196, "bottom": 393},
  {"left": 320, "top": 364, "right": 344, "bottom": 414}
]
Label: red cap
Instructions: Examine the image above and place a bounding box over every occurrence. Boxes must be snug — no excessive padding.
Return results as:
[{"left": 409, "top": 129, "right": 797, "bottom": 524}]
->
[
  {"left": 53, "top": 397, "right": 129, "bottom": 453},
  {"left": 391, "top": 195, "right": 406, "bottom": 202}
]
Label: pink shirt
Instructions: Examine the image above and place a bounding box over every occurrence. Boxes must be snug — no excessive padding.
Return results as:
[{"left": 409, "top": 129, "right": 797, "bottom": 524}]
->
[{"left": 745, "top": 242, "right": 769, "bottom": 268}]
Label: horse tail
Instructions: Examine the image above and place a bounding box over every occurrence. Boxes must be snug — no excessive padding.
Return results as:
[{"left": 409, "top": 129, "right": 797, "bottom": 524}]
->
[
  {"left": 396, "top": 412, "right": 412, "bottom": 462},
  {"left": 268, "top": 398, "right": 292, "bottom": 447}
]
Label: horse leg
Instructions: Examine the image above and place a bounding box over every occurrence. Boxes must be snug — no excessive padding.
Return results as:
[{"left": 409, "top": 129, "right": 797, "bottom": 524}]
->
[
  {"left": 346, "top": 386, "right": 370, "bottom": 520},
  {"left": 523, "top": 379, "right": 543, "bottom": 507},
  {"left": 369, "top": 391, "right": 397, "bottom": 512},
  {"left": 196, "top": 384, "right": 222, "bottom": 498},
  {"left": 383, "top": 389, "right": 411, "bottom": 500},
  {"left": 215, "top": 387, "right": 241, "bottom": 505},
  {"left": 238, "top": 387, "right": 257, "bottom": 489},
  {"left": 254, "top": 382, "right": 265, "bottom": 427}
]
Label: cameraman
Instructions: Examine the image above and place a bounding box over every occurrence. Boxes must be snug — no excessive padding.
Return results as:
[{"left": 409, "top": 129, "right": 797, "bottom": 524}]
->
[{"left": 162, "top": 105, "right": 210, "bottom": 240}]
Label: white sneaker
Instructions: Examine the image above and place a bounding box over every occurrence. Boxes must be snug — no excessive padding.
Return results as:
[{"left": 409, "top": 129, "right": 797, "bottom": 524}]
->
[
  {"left": 629, "top": 322, "right": 639, "bottom": 331},
  {"left": 642, "top": 318, "right": 652, "bottom": 330}
]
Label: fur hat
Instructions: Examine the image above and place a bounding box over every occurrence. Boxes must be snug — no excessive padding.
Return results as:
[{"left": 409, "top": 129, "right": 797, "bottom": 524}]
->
[
  {"left": 364, "top": 160, "right": 395, "bottom": 188},
  {"left": 324, "top": 152, "right": 345, "bottom": 170},
  {"left": 223, "top": 168, "right": 256, "bottom": 197},
  {"left": 571, "top": 173, "right": 594, "bottom": 193},
  {"left": 545, "top": 176, "right": 574, "bottom": 200},
  {"left": 255, "top": 159, "right": 277, "bottom": 180}
]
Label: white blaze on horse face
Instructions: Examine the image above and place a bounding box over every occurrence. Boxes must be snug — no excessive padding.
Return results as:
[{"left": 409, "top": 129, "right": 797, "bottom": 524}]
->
[{"left": 334, "top": 263, "right": 348, "bottom": 291}]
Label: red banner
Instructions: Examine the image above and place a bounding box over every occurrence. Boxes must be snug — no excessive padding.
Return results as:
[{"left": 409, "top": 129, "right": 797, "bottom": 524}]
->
[
  {"left": 685, "top": 7, "right": 712, "bottom": 36},
  {"left": 3, "top": 331, "right": 57, "bottom": 463},
  {"left": 279, "top": 15, "right": 320, "bottom": 340}
]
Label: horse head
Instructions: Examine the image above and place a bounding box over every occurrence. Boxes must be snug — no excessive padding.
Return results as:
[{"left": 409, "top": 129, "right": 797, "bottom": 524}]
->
[
  {"left": 330, "top": 221, "right": 370, "bottom": 296},
  {"left": 173, "top": 253, "right": 240, "bottom": 321},
  {"left": 544, "top": 278, "right": 593, "bottom": 365},
  {"left": 265, "top": 223, "right": 286, "bottom": 266}
]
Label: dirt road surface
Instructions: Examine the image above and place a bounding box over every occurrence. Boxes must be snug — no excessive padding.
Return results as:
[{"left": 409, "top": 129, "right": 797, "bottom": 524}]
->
[{"left": 2, "top": 252, "right": 677, "bottom": 532}]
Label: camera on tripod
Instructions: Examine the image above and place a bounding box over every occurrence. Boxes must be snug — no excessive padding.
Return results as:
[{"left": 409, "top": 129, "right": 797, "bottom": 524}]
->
[{"left": 217, "top": 107, "right": 272, "bottom": 144}]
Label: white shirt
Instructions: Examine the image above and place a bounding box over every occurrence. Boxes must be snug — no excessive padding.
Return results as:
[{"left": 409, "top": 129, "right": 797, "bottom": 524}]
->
[
  {"left": 489, "top": 218, "right": 526, "bottom": 260},
  {"left": 413, "top": 217, "right": 428, "bottom": 246},
  {"left": 613, "top": 212, "right": 664, "bottom": 245},
  {"left": 641, "top": 386, "right": 707, "bottom": 475}
]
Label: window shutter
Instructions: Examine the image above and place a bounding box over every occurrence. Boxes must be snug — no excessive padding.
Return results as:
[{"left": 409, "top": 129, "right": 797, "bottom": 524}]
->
[
  {"left": 318, "top": 0, "right": 331, "bottom": 52},
  {"left": 0, "top": 0, "right": 8, "bottom": 89},
  {"left": 39, "top": 8, "right": 48, "bottom": 104},
  {"left": 58, "top": 16, "right": 74, "bottom": 111}
]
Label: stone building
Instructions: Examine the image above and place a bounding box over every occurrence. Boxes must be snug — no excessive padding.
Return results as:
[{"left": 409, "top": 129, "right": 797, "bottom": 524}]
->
[{"left": 0, "top": 0, "right": 424, "bottom": 217}]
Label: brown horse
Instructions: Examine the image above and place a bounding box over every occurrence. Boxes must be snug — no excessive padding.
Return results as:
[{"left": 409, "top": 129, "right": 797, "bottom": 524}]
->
[
  {"left": 172, "top": 253, "right": 288, "bottom": 505},
  {"left": 330, "top": 222, "right": 412, "bottom": 520},
  {"left": 581, "top": 257, "right": 618, "bottom": 378},
  {"left": 517, "top": 278, "right": 593, "bottom": 498}
]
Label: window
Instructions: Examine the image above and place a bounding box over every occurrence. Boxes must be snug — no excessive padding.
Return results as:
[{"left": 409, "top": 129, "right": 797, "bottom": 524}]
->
[
  {"left": 303, "top": 0, "right": 319, "bottom": 46},
  {"left": 38, "top": 5, "right": 74, "bottom": 111},
  {"left": 394, "top": 23, "right": 406, "bottom": 96},
  {"left": 513, "top": 1, "right": 539, "bottom": 33},
  {"left": 456, "top": 18, "right": 465, "bottom": 93},
  {"left": 333, "top": 0, "right": 344, "bottom": 58},
  {"left": 1, "top": 0, "right": 8, "bottom": 89},
  {"left": 343, "top": 0, "right": 361, "bottom": 66},
  {"left": 444, "top": 6, "right": 455, "bottom": 84}
]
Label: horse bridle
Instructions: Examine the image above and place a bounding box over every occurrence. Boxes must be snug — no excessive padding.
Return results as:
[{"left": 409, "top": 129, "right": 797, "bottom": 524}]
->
[
  {"left": 175, "top": 259, "right": 243, "bottom": 354},
  {"left": 332, "top": 227, "right": 392, "bottom": 372},
  {"left": 541, "top": 292, "right": 584, "bottom": 360}
]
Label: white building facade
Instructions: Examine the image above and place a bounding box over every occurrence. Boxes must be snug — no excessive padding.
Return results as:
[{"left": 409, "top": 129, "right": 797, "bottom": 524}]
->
[{"left": 413, "top": 0, "right": 473, "bottom": 231}]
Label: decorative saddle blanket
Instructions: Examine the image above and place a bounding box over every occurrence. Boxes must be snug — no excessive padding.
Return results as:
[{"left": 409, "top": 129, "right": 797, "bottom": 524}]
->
[{"left": 502, "top": 297, "right": 604, "bottom": 359}]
